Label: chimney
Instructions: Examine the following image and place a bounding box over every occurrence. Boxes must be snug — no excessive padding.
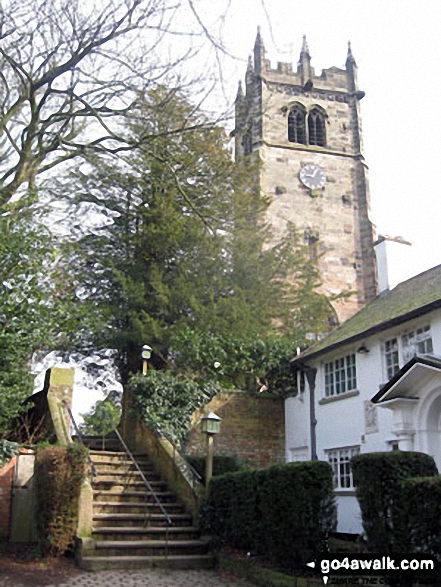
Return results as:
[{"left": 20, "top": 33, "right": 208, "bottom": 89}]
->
[{"left": 374, "top": 235, "right": 412, "bottom": 295}]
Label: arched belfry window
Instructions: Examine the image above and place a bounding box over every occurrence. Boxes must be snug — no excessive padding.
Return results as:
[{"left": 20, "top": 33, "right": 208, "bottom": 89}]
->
[
  {"left": 288, "top": 104, "right": 306, "bottom": 145},
  {"left": 308, "top": 107, "right": 326, "bottom": 147}
]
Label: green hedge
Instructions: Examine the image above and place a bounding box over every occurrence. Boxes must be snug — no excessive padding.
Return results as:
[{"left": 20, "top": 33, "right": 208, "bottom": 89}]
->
[
  {"left": 351, "top": 451, "right": 438, "bottom": 553},
  {"left": 208, "top": 461, "right": 336, "bottom": 569},
  {"left": 399, "top": 476, "right": 441, "bottom": 556},
  {"left": 186, "top": 454, "right": 246, "bottom": 482},
  {"left": 36, "top": 443, "right": 87, "bottom": 555}
]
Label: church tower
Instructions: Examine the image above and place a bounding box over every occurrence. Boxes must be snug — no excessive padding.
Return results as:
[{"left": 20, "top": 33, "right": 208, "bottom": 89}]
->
[{"left": 234, "top": 30, "right": 377, "bottom": 322}]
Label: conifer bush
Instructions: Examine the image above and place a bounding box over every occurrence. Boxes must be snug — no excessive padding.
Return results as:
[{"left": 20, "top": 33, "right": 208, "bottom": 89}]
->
[
  {"left": 399, "top": 476, "right": 441, "bottom": 556},
  {"left": 208, "top": 461, "right": 336, "bottom": 569},
  {"left": 351, "top": 451, "right": 438, "bottom": 553}
]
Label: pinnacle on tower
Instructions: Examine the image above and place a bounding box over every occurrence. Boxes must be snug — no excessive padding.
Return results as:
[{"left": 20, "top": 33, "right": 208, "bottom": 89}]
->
[
  {"left": 346, "top": 41, "right": 357, "bottom": 67},
  {"left": 235, "top": 81, "right": 244, "bottom": 103},
  {"left": 254, "top": 26, "right": 266, "bottom": 73},
  {"left": 345, "top": 41, "right": 359, "bottom": 92},
  {"left": 300, "top": 35, "right": 310, "bottom": 59},
  {"left": 298, "top": 35, "right": 312, "bottom": 88}
]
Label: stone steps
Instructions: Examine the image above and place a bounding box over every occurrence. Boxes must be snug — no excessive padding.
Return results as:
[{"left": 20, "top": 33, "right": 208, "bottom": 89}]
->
[
  {"left": 93, "top": 526, "right": 200, "bottom": 541},
  {"left": 92, "top": 512, "right": 193, "bottom": 528},
  {"left": 77, "top": 438, "right": 213, "bottom": 571},
  {"left": 80, "top": 554, "right": 214, "bottom": 571}
]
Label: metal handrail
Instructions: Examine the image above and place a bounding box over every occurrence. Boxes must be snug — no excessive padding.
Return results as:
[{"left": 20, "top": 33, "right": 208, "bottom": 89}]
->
[
  {"left": 109, "top": 423, "right": 173, "bottom": 528},
  {"left": 142, "top": 416, "right": 203, "bottom": 488},
  {"left": 62, "top": 401, "right": 98, "bottom": 478}
]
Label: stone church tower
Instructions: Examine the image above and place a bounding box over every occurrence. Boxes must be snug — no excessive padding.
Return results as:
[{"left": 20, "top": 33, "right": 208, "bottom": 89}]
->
[{"left": 234, "top": 30, "right": 377, "bottom": 322}]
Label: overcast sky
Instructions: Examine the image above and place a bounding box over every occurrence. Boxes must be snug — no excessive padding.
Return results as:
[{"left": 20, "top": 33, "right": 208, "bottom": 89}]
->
[{"left": 205, "top": 0, "right": 441, "bottom": 284}]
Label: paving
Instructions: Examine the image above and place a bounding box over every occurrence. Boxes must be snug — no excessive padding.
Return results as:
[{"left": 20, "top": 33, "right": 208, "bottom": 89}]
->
[{"left": 0, "top": 569, "right": 254, "bottom": 587}]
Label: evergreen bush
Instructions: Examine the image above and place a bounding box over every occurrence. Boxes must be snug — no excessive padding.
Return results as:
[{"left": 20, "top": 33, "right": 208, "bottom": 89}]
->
[
  {"left": 351, "top": 451, "right": 438, "bottom": 553},
  {"left": 208, "top": 461, "right": 336, "bottom": 570},
  {"left": 186, "top": 454, "right": 246, "bottom": 482},
  {"left": 399, "top": 476, "right": 441, "bottom": 556},
  {"left": 36, "top": 443, "right": 87, "bottom": 555}
]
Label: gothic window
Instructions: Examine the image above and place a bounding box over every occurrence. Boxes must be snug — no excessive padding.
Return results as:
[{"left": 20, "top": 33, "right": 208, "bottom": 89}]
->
[
  {"left": 308, "top": 107, "right": 326, "bottom": 147},
  {"left": 288, "top": 105, "right": 306, "bottom": 145}
]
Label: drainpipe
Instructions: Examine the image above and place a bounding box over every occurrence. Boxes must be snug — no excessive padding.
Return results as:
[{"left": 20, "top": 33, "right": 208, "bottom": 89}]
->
[{"left": 305, "top": 367, "right": 318, "bottom": 461}]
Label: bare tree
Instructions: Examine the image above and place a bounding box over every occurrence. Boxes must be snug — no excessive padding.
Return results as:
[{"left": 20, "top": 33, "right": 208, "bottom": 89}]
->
[{"left": 0, "top": 0, "right": 227, "bottom": 208}]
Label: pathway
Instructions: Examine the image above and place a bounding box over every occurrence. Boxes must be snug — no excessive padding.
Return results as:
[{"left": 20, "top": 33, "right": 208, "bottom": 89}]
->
[{"left": 0, "top": 568, "right": 254, "bottom": 587}]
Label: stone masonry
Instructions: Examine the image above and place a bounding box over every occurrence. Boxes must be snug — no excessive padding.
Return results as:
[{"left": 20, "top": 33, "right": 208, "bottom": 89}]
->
[
  {"left": 185, "top": 392, "right": 285, "bottom": 469},
  {"left": 234, "top": 31, "right": 378, "bottom": 322}
]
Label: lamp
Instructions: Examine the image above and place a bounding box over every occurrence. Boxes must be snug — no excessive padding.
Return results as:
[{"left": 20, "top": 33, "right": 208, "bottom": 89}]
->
[
  {"left": 201, "top": 411, "right": 222, "bottom": 492},
  {"left": 357, "top": 344, "right": 370, "bottom": 354},
  {"left": 141, "top": 344, "right": 152, "bottom": 375}
]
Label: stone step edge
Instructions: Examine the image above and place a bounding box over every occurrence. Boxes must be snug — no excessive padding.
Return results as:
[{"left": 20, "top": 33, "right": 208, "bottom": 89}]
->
[
  {"left": 79, "top": 553, "right": 214, "bottom": 570},
  {"left": 95, "top": 539, "right": 209, "bottom": 548},
  {"left": 93, "top": 526, "right": 199, "bottom": 533},
  {"left": 94, "top": 513, "right": 191, "bottom": 520}
]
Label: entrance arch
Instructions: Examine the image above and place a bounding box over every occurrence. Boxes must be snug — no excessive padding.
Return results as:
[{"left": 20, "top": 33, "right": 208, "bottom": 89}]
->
[{"left": 417, "top": 387, "right": 441, "bottom": 471}]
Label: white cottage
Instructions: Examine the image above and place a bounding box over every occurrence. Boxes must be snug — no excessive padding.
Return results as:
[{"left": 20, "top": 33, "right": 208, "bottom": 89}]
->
[{"left": 287, "top": 264, "right": 441, "bottom": 534}]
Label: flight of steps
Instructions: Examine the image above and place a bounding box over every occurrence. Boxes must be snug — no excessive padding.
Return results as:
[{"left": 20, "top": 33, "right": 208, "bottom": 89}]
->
[{"left": 78, "top": 435, "right": 213, "bottom": 571}]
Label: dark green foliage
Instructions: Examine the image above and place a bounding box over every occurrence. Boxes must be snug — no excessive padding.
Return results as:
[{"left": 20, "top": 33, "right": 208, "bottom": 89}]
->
[
  {"left": 36, "top": 443, "right": 87, "bottom": 555},
  {"left": 0, "top": 439, "right": 19, "bottom": 467},
  {"left": 129, "top": 371, "right": 222, "bottom": 447},
  {"left": 169, "top": 329, "right": 299, "bottom": 395},
  {"left": 185, "top": 454, "right": 246, "bottom": 482},
  {"left": 80, "top": 398, "right": 121, "bottom": 437},
  {"left": 399, "top": 476, "right": 441, "bottom": 557},
  {"left": 63, "top": 87, "right": 335, "bottom": 382},
  {"left": 351, "top": 451, "right": 438, "bottom": 553},
  {"left": 208, "top": 461, "right": 336, "bottom": 570}
]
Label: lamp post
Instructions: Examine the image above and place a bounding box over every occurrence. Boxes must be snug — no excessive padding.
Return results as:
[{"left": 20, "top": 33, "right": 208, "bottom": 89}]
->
[
  {"left": 201, "top": 411, "right": 222, "bottom": 493},
  {"left": 141, "top": 344, "right": 152, "bottom": 375}
]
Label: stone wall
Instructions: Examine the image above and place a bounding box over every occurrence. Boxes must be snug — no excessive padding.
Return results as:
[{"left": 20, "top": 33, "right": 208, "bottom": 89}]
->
[
  {"left": 0, "top": 456, "right": 15, "bottom": 540},
  {"left": 185, "top": 392, "right": 285, "bottom": 469}
]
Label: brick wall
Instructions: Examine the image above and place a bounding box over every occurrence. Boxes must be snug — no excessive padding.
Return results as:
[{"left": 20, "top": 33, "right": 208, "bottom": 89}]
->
[
  {"left": 185, "top": 392, "right": 285, "bottom": 469},
  {"left": 0, "top": 457, "right": 16, "bottom": 540}
]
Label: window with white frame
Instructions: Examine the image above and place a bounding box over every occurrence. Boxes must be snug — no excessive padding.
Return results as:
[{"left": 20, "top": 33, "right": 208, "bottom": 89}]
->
[
  {"left": 384, "top": 337, "right": 399, "bottom": 380},
  {"left": 402, "top": 325, "right": 433, "bottom": 362},
  {"left": 383, "top": 324, "right": 433, "bottom": 381},
  {"left": 324, "top": 354, "right": 356, "bottom": 397},
  {"left": 327, "top": 446, "right": 360, "bottom": 489}
]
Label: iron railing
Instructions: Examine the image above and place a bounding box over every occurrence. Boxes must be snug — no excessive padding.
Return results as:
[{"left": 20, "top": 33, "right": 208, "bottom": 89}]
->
[
  {"left": 142, "top": 416, "right": 203, "bottom": 490},
  {"left": 107, "top": 422, "right": 173, "bottom": 528}
]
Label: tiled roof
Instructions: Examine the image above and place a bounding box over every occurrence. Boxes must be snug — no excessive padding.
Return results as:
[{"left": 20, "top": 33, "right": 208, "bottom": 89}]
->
[{"left": 294, "top": 264, "right": 441, "bottom": 362}]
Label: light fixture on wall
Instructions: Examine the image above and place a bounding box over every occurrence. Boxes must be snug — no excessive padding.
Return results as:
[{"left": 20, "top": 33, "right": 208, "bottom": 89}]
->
[{"left": 357, "top": 344, "right": 370, "bottom": 354}]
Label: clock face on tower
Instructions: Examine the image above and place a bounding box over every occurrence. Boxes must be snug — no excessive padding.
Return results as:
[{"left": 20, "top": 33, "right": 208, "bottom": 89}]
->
[{"left": 299, "top": 164, "right": 326, "bottom": 189}]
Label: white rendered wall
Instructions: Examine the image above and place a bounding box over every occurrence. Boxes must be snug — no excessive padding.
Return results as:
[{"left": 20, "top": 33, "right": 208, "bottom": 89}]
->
[{"left": 285, "top": 308, "right": 441, "bottom": 534}]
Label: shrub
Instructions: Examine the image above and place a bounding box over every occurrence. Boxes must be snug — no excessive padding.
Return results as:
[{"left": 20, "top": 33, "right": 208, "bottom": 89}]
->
[
  {"left": 0, "top": 439, "right": 19, "bottom": 467},
  {"left": 208, "top": 461, "right": 336, "bottom": 570},
  {"left": 351, "top": 451, "right": 438, "bottom": 553},
  {"left": 186, "top": 454, "right": 246, "bottom": 482},
  {"left": 36, "top": 443, "right": 87, "bottom": 555},
  {"left": 129, "top": 371, "right": 222, "bottom": 447},
  {"left": 399, "top": 476, "right": 441, "bottom": 556}
]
